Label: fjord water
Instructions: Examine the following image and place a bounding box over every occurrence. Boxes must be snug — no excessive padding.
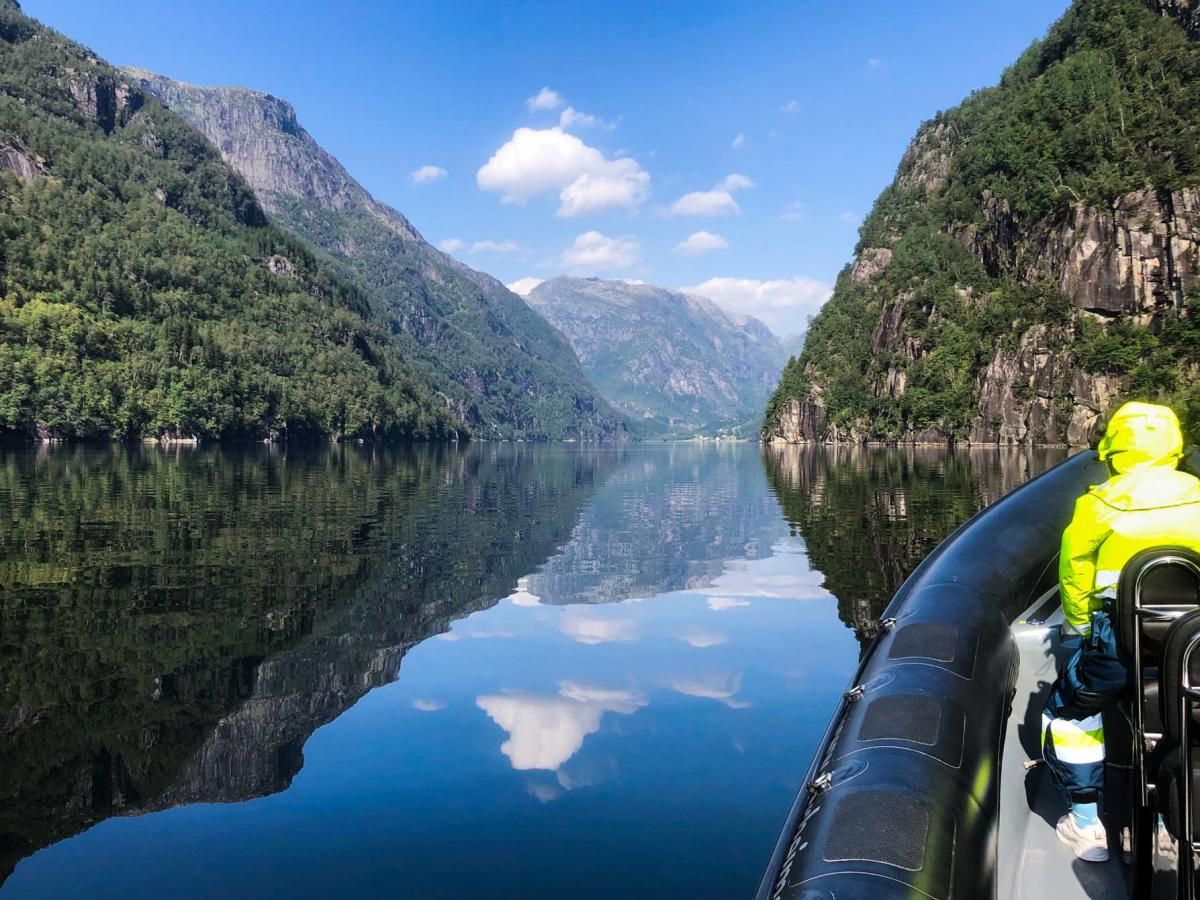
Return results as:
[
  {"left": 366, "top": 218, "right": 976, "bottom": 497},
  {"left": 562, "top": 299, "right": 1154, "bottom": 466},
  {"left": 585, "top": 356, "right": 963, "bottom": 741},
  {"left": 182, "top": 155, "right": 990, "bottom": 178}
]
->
[{"left": 0, "top": 443, "right": 1067, "bottom": 899}]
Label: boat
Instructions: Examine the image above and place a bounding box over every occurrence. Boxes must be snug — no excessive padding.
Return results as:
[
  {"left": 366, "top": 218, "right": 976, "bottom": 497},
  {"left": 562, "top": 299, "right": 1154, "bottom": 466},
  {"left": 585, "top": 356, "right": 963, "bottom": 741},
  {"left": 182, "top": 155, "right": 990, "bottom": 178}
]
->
[{"left": 755, "top": 449, "right": 1200, "bottom": 900}]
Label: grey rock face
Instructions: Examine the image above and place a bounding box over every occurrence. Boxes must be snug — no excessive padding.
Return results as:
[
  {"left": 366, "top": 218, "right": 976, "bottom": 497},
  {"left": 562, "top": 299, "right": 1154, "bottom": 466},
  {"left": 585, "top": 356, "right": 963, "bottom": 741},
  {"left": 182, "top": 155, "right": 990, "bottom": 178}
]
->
[
  {"left": 895, "top": 121, "right": 957, "bottom": 194},
  {"left": 0, "top": 142, "right": 44, "bottom": 179},
  {"left": 123, "top": 68, "right": 412, "bottom": 230},
  {"left": 526, "top": 277, "right": 787, "bottom": 436},
  {"left": 64, "top": 68, "right": 142, "bottom": 133},
  {"left": 1045, "top": 188, "right": 1199, "bottom": 315},
  {"left": 767, "top": 390, "right": 832, "bottom": 445},
  {"left": 966, "top": 325, "right": 1123, "bottom": 447},
  {"left": 850, "top": 248, "right": 893, "bottom": 285},
  {"left": 1147, "top": 0, "right": 1200, "bottom": 37}
]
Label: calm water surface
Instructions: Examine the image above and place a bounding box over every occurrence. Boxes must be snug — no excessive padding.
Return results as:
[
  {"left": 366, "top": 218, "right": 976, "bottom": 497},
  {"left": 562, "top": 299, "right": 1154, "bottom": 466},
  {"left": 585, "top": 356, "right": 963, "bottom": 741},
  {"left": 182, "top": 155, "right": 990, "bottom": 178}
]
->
[{"left": 0, "top": 443, "right": 1068, "bottom": 898}]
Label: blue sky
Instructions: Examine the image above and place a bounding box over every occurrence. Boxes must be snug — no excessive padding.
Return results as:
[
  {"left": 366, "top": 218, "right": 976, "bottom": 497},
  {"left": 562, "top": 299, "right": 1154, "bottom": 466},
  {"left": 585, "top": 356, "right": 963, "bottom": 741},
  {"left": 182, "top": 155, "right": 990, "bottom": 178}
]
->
[{"left": 24, "top": 0, "right": 1068, "bottom": 335}]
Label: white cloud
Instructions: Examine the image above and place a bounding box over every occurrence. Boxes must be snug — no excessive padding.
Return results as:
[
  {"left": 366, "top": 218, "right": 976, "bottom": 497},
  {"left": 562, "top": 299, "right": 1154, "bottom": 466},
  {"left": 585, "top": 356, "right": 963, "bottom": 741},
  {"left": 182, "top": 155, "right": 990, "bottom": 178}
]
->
[
  {"left": 559, "top": 161, "right": 648, "bottom": 216},
  {"left": 839, "top": 211, "right": 858, "bottom": 223},
  {"left": 559, "top": 106, "right": 613, "bottom": 131},
  {"left": 470, "top": 239, "right": 522, "bottom": 254},
  {"left": 684, "top": 276, "right": 832, "bottom": 335},
  {"left": 412, "top": 699, "right": 445, "bottom": 712},
  {"left": 670, "top": 190, "right": 740, "bottom": 217},
  {"left": 669, "top": 673, "right": 751, "bottom": 708},
  {"left": 560, "top": 231, "right": 641, "bottom": 273},
  {"left": 707, "top": 597, "right": 751, "bottom": 611},
  {"left": 477, "top": 128, "right": 595, "bottom": 200},
  {"left": 718, "top": 173, "right": 755, "bottom": 192},
  {"left": 667, "top": 173, "right": 754, "bottom": 217},
  {"left": 676, "top": 627, "right": 729, "bottom": 648},
  {"left": 561, "top": 611, "right": 640, "bottom": 644},
  {"left": 675, "top": 231, "right": 728, "bottom": 255},
  {"left": 411, "top": 164, "right": 447, "bottom": 184},
  {"left": 437, "top": 238, "right": 465, "bottom": 253},
  {"left": 776, "top": 202, "right": 805, "bottom": 223},
  {"left": 868, "top": 57, "right": 883, "bottom": 69},
  {"left": 732, "top": 133, "right": 745, "bottom": 149},
  {"left": 781, "top": 99, "right": 801, "bottom": 114},
  {"left": 476, "top": 681, "right": 646, "bottom": 770},
  {"left": 506, "top": 277, "right": 545, "bottom": 297},
  {"left": 527, "top": 86, "right": 565, "bottom": 111},
  {"left": 477, "top": 127, "right": 649, "bottom": 216}
]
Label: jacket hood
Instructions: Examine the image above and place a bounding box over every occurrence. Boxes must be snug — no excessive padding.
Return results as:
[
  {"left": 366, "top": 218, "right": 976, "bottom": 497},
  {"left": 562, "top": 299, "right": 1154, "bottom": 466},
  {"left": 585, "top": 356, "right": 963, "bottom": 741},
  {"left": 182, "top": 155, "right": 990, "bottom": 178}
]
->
[{"left": 1098, "top": 402, "right": 1184, "bottom": 474}]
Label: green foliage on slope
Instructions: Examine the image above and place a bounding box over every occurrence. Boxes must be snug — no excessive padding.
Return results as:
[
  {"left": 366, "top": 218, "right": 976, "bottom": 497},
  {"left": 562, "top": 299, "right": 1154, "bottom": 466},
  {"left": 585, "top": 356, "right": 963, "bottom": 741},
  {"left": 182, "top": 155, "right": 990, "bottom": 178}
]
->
[
  {"left": 765, "top": 0, "right": 1200, "bottom": 443},
  {"left": 272, "top": 197, "right": 625, "bottom": 441},
  {"left": 0, "top": 5, "right": 458, "bottom": 441}
]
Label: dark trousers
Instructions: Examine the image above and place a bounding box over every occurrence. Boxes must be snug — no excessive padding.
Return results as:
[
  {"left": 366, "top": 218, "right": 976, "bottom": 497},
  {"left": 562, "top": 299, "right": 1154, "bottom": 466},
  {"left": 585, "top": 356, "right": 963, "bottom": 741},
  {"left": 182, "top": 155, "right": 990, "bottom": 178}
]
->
[{"left": 1042, "top": 609, "right": 1130, "bottom": 803}]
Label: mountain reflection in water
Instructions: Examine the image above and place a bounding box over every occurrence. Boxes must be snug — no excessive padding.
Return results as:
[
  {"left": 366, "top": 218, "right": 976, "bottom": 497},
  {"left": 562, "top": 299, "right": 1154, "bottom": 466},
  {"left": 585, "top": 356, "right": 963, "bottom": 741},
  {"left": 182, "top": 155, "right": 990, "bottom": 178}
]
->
[
  {"left": 763, "top": 444, "right": 1070, "bottom": 644},
  {"left": 0, "top": 443, "right": 616, "bottom": 883},
  {"left": 0, "top": 443, "right": 1067, "bottom": 898}
]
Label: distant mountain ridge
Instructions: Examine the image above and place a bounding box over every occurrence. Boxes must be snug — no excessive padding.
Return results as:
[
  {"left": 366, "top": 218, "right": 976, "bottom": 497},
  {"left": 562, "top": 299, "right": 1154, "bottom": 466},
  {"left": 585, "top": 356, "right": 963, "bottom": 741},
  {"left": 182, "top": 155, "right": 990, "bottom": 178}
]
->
[
  {"left": 125, "top": 69, "right": 626, "bottom": 441},
  {"left": 526, "top": 277, "right": 787, "bottom": 436}
]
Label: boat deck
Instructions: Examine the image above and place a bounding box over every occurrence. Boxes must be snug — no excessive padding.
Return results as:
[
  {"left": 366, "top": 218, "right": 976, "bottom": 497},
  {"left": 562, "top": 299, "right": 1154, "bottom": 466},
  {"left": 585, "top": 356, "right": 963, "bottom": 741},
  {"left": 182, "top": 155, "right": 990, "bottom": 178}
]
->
[{"left": 998, "top": 588, "right": 1131, "bottom": 899}]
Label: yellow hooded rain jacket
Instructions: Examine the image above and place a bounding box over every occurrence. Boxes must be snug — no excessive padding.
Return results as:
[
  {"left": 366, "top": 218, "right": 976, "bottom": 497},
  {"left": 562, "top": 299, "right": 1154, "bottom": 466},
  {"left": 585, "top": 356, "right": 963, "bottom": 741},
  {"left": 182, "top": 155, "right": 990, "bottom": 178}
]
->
[{"left": 1060, "top": 402, "right": 1200, "bottom": 634}]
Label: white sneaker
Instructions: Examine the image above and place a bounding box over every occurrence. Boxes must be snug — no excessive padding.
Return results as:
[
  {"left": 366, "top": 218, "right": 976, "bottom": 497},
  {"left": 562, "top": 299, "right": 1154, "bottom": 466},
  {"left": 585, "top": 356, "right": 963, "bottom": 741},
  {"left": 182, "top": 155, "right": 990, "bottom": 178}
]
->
[{"left": 1056, "top": 813, "right": 1110, "bottom": 862}]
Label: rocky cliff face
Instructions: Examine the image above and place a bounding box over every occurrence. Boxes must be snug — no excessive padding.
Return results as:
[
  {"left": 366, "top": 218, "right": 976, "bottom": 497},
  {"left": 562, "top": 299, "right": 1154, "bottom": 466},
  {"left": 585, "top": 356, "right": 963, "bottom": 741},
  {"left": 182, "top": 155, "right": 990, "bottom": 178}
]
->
[
  {"left": 764, "top": 0, "right": 1200, "bottom": 446},
  {"left": 1149, "top": 0, "right": 1200, "bottom": 36},
  {"left": 121, "top": 70, "right": 404, "bottom": 227},
  {"left": 124, "top": 70, "right": 625, "bottom": 441},
  {"left": 526, "top": 277, "right": 787, "bottom": 437}
]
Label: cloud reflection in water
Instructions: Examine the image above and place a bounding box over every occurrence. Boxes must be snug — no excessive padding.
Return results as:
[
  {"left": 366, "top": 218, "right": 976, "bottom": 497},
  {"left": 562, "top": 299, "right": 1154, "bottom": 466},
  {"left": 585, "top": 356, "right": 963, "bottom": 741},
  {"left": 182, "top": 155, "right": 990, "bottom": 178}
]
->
[
  {"left": 560, "top": 613, "right": 640, "bottom": 645},
  {"left": 675, "top": 627, "right": 728, "bottom": 648},
  {"left": 669, "top": 672, "right": 752, "bottom": 709},
  {"left": 477, "top": 681, "right": 646, "bottom": 771}
]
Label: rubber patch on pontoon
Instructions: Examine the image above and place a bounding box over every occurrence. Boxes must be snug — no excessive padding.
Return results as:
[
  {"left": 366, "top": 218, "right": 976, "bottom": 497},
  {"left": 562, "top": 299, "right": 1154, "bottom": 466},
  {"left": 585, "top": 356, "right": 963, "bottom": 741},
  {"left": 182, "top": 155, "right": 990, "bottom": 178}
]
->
[
  {"left": 821, "top": 790, "right": 929, "bottom": 870},
  {"left": 858, "top": 694, "right": 942, "bottom": 746},
  {"left": 888, "top": 622, "right": 958, "bottom": 663}
]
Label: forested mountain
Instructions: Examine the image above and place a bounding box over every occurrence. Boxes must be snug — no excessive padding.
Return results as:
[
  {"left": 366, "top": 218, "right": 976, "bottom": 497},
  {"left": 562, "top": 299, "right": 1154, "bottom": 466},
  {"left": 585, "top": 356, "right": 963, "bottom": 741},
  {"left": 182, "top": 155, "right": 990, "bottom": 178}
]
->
[
  {"left": 0, "top": 1, "right": 458, "bottom": 442},
  {"left": 526, "top": 277, "right": 787, "bottom": 437},
  {"left": 764, "top": 0, "right": 1200, "bottom": 446},
  {"left": 125, "top": 70, "right": 626, "bottom": 441}
]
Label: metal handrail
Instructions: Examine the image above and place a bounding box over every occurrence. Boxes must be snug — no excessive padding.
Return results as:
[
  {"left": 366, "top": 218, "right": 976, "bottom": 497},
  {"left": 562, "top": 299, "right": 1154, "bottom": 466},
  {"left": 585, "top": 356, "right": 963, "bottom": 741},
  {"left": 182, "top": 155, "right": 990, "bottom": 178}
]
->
[
  {"left": 1177, "top": 634, "right": 1200, "bottom": 900},
  {"left": 1127, "top": 553, "right": 1200, "bottom": 899}
]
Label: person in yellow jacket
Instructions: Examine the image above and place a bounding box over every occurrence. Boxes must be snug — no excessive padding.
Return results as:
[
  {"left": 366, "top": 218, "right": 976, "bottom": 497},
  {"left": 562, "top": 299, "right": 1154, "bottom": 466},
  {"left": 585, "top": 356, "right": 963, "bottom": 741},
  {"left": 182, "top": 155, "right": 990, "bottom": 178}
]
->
[{"left": 1043, "top": 402, "right": 1200, "bottom": 862}]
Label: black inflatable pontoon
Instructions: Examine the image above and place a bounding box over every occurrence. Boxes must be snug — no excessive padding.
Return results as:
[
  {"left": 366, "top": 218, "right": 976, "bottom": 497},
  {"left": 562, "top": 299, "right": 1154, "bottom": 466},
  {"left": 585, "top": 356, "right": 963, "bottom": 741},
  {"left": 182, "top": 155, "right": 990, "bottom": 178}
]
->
[{"left": 756, "top": 450, "right": 1200, "bottom": 900}]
